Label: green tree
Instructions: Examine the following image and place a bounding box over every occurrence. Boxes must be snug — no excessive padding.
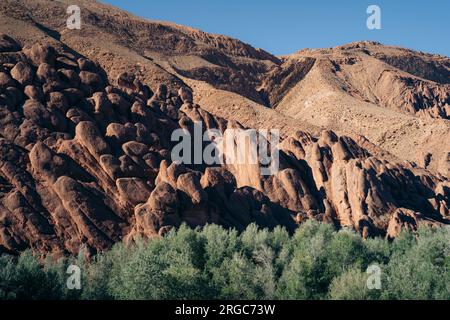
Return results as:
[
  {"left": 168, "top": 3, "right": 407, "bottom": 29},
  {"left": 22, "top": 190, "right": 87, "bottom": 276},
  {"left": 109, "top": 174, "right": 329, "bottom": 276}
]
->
[{"left": 329, "top": 267, "right": 371, "bottom": 300}]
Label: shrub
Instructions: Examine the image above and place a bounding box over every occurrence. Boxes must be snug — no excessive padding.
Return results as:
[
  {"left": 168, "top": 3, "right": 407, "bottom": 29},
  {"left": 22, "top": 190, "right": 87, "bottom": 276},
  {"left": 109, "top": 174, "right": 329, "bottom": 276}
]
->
[
  {"left": 1, "top": 223, "right": 449, "bottom": 300},
  {"left": 382, "top": 226, "right": 450, "bottom": 300},
  {"left": 329, "top": 267, "right": 371, "bottom": 300},
  {"left": 0, "top": 251, "right": 64, "bottom": 299}
]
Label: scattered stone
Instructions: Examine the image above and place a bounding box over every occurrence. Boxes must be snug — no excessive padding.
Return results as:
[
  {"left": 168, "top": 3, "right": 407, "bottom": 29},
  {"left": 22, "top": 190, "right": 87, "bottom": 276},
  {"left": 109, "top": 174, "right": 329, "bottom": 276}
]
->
[
  {"left": 10, "top": 61, "right": 34, "bottom": 85},
  {"left": 27, "top": 43, "right": 57, "bottom": 66}
]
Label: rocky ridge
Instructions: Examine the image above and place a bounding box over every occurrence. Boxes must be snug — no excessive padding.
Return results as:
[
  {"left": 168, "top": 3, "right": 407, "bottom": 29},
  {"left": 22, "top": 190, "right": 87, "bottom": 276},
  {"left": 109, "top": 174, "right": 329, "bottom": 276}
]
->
[
  {"left": 1, "top": 0, "right": 449, "bottom": 175},
  {"left": 0, "top": 35, "right": 449, "bottom": 257}
]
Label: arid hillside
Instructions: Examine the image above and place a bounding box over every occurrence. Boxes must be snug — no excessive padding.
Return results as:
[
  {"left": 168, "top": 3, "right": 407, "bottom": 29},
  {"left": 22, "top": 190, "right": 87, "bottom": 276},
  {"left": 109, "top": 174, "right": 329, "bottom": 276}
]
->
[
  {"left": 2, "top": 0, "right": 449, "bottom": 173},
  {"left": 0, "top": 0, "right": 448, "bottom": 257}
]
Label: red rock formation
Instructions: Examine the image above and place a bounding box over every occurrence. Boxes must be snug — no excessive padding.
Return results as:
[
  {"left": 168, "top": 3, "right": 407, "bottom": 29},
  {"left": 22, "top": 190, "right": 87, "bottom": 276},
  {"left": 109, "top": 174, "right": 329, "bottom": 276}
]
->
[{"left": 0, "top": 36, "right": 449, "bottom": 257}]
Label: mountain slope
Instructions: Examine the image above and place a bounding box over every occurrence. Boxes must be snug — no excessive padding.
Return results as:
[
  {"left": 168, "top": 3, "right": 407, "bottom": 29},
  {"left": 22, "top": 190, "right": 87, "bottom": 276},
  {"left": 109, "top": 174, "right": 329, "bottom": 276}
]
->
[
  {"left": 0, "top": 0, "right": 449, "bottom": 256},
  {"left": 275, "top": 43, "right": 450, "bottom": 175},
  {"left": 1, "top": 0, "right": 448, "bottom": 175}
]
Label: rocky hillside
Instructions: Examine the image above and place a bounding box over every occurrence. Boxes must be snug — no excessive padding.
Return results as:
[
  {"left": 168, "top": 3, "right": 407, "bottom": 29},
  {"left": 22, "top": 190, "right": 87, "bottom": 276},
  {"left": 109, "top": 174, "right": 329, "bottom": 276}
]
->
[
  {"left": 0, "top": 35, "right": 449, "bottom": 257},
  {"left": 0, "top": 0, "right": 449, "bottom": 257},
  {"left": 1, "top": 0, "right": 448, "bottom": 174},
  {"left": 275, "top": 42, "right": 450, "bottom": 175}
]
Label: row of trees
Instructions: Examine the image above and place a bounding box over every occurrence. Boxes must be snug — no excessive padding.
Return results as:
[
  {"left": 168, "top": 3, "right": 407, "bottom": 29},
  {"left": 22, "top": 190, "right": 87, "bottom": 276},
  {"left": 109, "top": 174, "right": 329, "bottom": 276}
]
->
[{"left": 1, "top": 221, "right": 449, "bottom": 299}]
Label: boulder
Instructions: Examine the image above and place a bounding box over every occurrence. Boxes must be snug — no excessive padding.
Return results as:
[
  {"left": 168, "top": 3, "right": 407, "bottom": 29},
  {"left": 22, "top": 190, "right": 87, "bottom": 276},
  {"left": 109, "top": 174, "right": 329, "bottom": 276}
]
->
[
  {"left": 47, "top": 91, "right": 69, "bottom": 113},
  {"left": 119, "top": 154, "right": 145, "bottom": 178},
  {"left": 116, "top": 177, "right": 151, "bottom": 205},
  {"left": 99, "top": 154, "right": 122, "bottom": 180},
  {"left": 178, "top": 86, "right": 193, "bottom": 103},
  {"left": 27, "top": 43, "right": 57, "bottom": 66},
  {"left": 154, "top": 83, "right": 168, "bottom": 100},
  {"left": 22, "top": 99, "right": 67, "bottom": 131},
  {"left": 77, "top": 58, "right": 97, "bottom": 72},
  {"left": 122, "top": 141, "right": 149, "bottom": 158},
  {"left": 106, "top": 122, "right": 136, "bottom": 147},
  {"left": 29, "top": 141, "right": 67, "bottom": 183},
  {"left": 62, "top": 88, "right": 84, "bottom": 105},
  {"left": 79, "top": 71, "right": 103, "bottom": 91},
  {"left": 36, "top": 63, "right": 59, "bottom": 83},
  {"left": 24, "top": 85, "right": 44, "bottom": 101},
  {"left": 108, "top": 93, "right": 130, "bottom": 115},
  {"left": 117, "top": 72, "right": 135, "bottom": 89},
  {"left": 176, "top": 172, "right": 208, "bottom": 205},
  {"left": 75, "top": 121, "right": 110, "bottom": 158},
  {"left": 10, "top": 62, "right": 34, "bottom": 85},
  {"left": 58, "top": 69, "right": 80, "bottom": 87},
  {"left": 91, "top": 92, "right": 114, "bottom": 117},
  {"left": 56, "top": 56, "right": 79, "bottom": 70},
  {"left": 148, "top": 182, "right": 178, "bottom": 213},
  {"left": 0, "top": 72, "right": 15, "bottom": 87},
  {"left": 66, "top": 108, "right": 94, "bottom": 124}
]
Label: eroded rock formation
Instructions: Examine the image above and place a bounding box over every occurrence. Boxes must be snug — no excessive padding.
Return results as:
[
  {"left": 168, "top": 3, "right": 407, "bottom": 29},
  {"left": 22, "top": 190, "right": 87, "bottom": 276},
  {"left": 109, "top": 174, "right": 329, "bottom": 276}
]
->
[{"left": 0, "top": 36, "right": 449, "bottom": 257}]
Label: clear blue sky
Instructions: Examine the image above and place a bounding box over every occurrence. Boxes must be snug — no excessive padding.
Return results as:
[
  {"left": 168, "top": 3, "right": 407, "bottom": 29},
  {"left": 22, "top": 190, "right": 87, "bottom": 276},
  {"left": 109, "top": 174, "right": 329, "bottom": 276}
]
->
[{"left": 103, "top": 0, "right": 450, "bottom": 57}]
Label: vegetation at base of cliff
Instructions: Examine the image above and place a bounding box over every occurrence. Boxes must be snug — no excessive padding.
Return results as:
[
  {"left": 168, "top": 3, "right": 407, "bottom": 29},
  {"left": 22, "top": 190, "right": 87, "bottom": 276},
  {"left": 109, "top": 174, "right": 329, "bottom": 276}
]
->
[{"left": 1, "top": 221, "right": 449, "bottom": 300}]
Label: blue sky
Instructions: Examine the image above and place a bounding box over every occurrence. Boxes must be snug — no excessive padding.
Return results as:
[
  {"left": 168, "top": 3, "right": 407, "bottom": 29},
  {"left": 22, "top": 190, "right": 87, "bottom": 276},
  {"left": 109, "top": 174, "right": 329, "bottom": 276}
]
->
[{"left": 103, "top": 0, "right": 450, "bottom": 57}]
